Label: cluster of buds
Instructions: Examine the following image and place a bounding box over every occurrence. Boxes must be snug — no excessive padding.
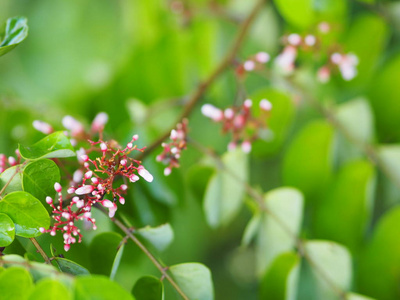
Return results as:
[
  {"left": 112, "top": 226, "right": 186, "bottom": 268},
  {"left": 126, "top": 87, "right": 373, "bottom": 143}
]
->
[
  {"left": 317, "top": 52, "right": 359, "bottom": 83},
  {"left": 201, "top": 99, "right": 272, "bottom": 153},
  {"left": 156, "top": 119, "right": 188, "bottom": 176},
  {"left": 0, "top": 150, "right": 20, "bottom": 174},
  {"left": 271, "top": 22, "right": 358, "bottom": 82},
  {"left": 39, "top": 183, "right": 96, "bottom": 252},
  {"left": 41, "top": 134, "right": 153, "bottom": 251},
  {"left": 236, "top": 52, "right": 270, "bottom": 77},
  {"left": 33, "top": 112, "right": 109, "bottom": 147},
  {"left": 275, "top": 32, "right": 318, "bottom": 74}
]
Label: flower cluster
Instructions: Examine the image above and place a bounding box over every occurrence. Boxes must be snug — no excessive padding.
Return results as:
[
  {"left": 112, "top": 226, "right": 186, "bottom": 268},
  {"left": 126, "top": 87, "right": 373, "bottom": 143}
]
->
[
  {"left": 201, "top": 99, "right": 272, "bottom": 153},
  {"left": 274, "top": 24, "right": 359, "bottom": 82},
  {"left": 235, "top": 22, "right": 358, "bottom": 83},
  {"left": 40, "top": 134, "right": 153, "bottom": 251},
  {"left": 156, "top": 119, "right": 188, "bottom": 176},
  {"left": 317, "top": 52, "right": 359, "bottom": 83},
  {"left": 236, "top": 52, "right": 270, "bottom": 77},
  {"left": 34, "top": 112, "right": 154, "bottom": 251},
  {"left": 0, "top": 150, "right": 20, "bottom": 174}
]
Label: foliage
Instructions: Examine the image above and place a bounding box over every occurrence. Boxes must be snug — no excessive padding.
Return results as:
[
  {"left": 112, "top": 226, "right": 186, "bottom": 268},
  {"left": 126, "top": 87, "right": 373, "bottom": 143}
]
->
[{"left": 1, "top": 0, "right": 400, "bottom": 299}]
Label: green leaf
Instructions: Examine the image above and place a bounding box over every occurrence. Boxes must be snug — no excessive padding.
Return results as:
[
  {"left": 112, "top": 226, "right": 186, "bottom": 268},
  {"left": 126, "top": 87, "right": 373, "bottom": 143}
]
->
[
  {"left": 0, "top": 213, "right": 15, "bottom": 247},
  {"left": 0, "top": 165, "right": 23, "bottom": 195},
  {"left": 274, "top": 0, "right": 347, "bottom": 29},
  {"left": 88, "top": 232, "right": 123, "bottom": 276},
  {"left": 53, "top": 258, "right": 90, "bottom": 276},
  {"left": 343, "top": 14, "right": 388, "bottom": 87},
  {"left": 203, "top": 148, "right": 248, "bottom": 228},
  {"left": 250, "top": 89, "right": 295, "bottom": 157},
  {"left": 170, "top": 263, "right": 214, "bottom": 300},
  {"left": 241, "top": 213, "right": 262, "bottom": 247},
  {"left": 19, "top": 131, "right": 75, "bottom": 161},
  {"left": 260, "top": 252, "right": 301, "bottom": 300},
  {"left": 314, "top": 160, "right": 375, "bottom": 253},
  {"left": 110, "top": 242, "right": 124, "bottom": 280},
  {"left": 0, "top": 267, "right": 33, "bottom": 300},
  {"left": 256, "top": 187, "right": 304, "bottom": 275},
  {"left": 347, "top": 293, "right": 375, "bottom": 300},
  {"left": 368, "top": 53, "right": 400, "bottom": 140},
  {"left": 283, "top": 120, "right": 334, "bottom": 201},
  {"left": 335, "top": 98, "right": 374, "bottom": 144},
  {"left": 132, "top": 276, "right": 163, "bottom": 300},
  {"left": 377, "top": 145, "right": 400, "bottom": 185},
  {"left": 22, "top": 159, "right": 60, "bottom": 202},
  {"left": 0, "top": 17, "right": 28, "bottom": 57},
  {"left": 0, "top": 191, "right": 50, "bottom": 238},
  {"left": 136, "top": 223, "right": 174, "bottom": 252},
  {"left": 74, "top": 275, "right": 134, "bottom": 300},
  {"left": 357, "top": 206, "right": 400, "bottom": 300},
  {"left": 28, "top": 279, "right": 71, "bottom": 300},
  {"left": 304, "top": 240, "right": 352, "bottom": 300}
]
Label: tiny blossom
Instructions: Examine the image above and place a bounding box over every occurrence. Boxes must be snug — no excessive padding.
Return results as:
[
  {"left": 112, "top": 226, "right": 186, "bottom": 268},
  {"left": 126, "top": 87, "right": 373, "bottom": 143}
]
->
[
  {"left": 330, "top": 52, "right": 359, "bottom": 81},
  {"left": 91, "top": 112, "right": 108, "bottom": 132},
  {"left": 33, "top": 120, "right": 53, "bottom": 134},
  {"left": 259, "top": 99, "right": 272, "bottom": 111},
  {"left": 202, "top": 99, "right": 272, "bottom": 153},
  {"left": 54, "top": 182, "right": 62, "bottom": 193},
  {"left": 318, "top": 22, "right": 330, "bottom": 33},
  {"left": 201, "top": 104, "right": 223, "bottom": 121},
  {"left": 287, "top": 33, "right": 302, "bottom": 46},
  {"left": 62, "top": 116, "right": 84, "bottom": 137},
  {"left": 138, "top": 166, "right": 154, "bottom": 182},
  {"left": 156, "top": 119, "right": 188, "bottom": 176},
  {"left": 243, "top": 60, "right": 255, "bottom": 71},
  {"left": 304, "top": 35, "right": 316, "bottom": 46},
  {"left": 275, "top": 46, "right": 297, "bottom": 74},
  {"left": 317, "top": 66, "right": 331, "bottom": 83},
  {"left": 73, "top": 169, "right": 83, "bottom": 183},
  {"left": 236, "top": 51, "right": 271, "bottom": 77},
  {"left": 75, "top": 185, "right": 95, "bottom": 195},
  {"left": 255, "top": 52, "right": 270, "bottom": 64}
]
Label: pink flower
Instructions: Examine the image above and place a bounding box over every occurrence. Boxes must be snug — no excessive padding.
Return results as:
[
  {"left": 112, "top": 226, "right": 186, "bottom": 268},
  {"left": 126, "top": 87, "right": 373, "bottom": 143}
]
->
[
  {"left": 138, "top": 166, "right": 154, "bottom": 182},
  {"left": 91, "top": 112, "right": 108, "bottom": 132},
  {"left": 75, "top": 185, "right": 95, "bottom": 195},
  {"left": 33, "top": 120, "right": 53, "bottom": 134}
]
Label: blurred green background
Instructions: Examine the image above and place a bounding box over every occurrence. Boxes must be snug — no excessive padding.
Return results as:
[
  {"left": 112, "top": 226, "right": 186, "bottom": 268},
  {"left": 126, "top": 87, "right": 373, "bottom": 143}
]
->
[{"left": 2, "top": 0, "right": 400, "bottom": 299}]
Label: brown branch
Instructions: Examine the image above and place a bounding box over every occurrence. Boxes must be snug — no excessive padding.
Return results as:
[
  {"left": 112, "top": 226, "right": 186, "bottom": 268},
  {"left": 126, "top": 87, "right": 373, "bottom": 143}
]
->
[
  {"left": 0, "top": 163, "right": 25, "bottom": 198},
  {"left": 111, "top": 217, "right": 189, "bottom": 300},
  {"left": 139, "top": 0, "right": 267, "bottom": 160},
  {"left": 29, "top": 237, "right": 52, "bottom": 265}
]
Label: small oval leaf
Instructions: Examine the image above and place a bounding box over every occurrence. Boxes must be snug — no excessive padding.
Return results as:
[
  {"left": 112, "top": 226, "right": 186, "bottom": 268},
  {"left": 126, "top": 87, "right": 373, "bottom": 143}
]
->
[
  {"left": 170, "top": 263, "right": 214, "bottom": 300},
  {"left": 0, "top": 191, "right": 50, "bottom": 237},
  {"left": 28, "top": 278, "right": 71, "bottom": 300},
  {"left": 0, "top": 213, "right": 15, "bottom": 246},
  {"left": 19, "top": 131, "right": 75, "bottom": 161},
  {"left": 0, "top": 17, "right": 28, "bottom": 57},
  {"left": 0, "top": 165, "right": 23, "bottom": 195},
  {"left": 132, "top": 276, "right": 163, "bottom": 300},
  {"left": 22, "top": 159, "right": 60, "bottom": 202},
  {"left": 74, "top": 275, "right": 134, "bottom": 300},
  {"left": 136, "top": 223, "right": 174, "bottom": 252},
  {"left": 0, "top": 267, "right": 33, "bottom": 299},
  {"left": 53, "top": 257, "right": 90, "bottom": 276}
]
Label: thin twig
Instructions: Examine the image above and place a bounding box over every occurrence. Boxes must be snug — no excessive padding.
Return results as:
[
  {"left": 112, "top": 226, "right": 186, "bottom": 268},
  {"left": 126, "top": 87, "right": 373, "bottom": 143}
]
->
[
  {"left": 112, "top": 217, "right": 189, "bottom": 300},
  {"left": 29, "top": 237, "right": 52, "bottom": 265},
  {"left": 0, "top": 165, "right": 22, "bottom": 198},
  {"left": 139, "top": 0, "right": 267, "bottom": 160},
  {"left": 189, "top": 139, "right": 347, "bottom": 300}
]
